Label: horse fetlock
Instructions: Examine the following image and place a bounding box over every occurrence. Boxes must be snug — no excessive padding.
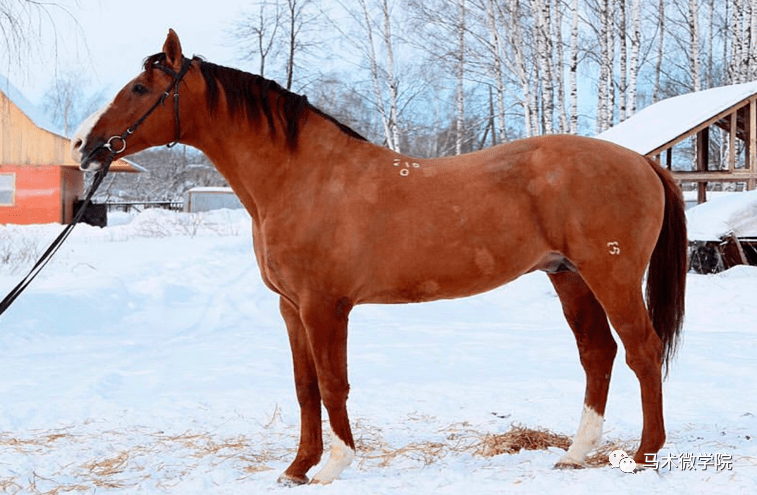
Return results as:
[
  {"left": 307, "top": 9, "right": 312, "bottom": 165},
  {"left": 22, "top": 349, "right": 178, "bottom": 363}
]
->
[{"left": 310, "top": 434, "right": 355, "bottom": 484}]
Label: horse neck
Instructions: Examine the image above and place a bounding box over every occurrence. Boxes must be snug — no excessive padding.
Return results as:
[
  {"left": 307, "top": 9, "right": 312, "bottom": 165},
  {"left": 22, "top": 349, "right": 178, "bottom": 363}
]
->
[{"left": 183, "top": 102, "right": 375, "bottom": 223}]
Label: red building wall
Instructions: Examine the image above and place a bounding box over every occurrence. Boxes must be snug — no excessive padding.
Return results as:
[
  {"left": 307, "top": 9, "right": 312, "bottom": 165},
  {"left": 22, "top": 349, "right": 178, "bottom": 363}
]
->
[{"left": 0, "top": 165, "right": 83, "bottom": 225}]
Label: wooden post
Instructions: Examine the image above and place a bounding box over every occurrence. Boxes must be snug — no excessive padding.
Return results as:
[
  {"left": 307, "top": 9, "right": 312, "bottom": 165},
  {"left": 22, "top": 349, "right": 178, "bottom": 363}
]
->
[
  {"left": 697, "top": 128, "right": 708, "bottom": 204},
  {"left": 750, "top": 99, "right": 756, "bottom": 172},
  {"left": 666, "top": 148, "right": 672, "bottom": 170},
  {"left": 730, "top": 112, "right": 737, "bottom": 172},
  {"left": 697, "top": 127, "right": 709, "bottom": 171}
]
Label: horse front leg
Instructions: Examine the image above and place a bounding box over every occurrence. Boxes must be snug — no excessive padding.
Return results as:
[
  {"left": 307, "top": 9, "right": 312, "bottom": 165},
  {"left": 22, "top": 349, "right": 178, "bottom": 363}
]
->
[
  {"left": 278, "top": 297, "right": 324, "bottom": 486},
  {"left": 300, "top": 296, "right": 356, "bottom": 484}
]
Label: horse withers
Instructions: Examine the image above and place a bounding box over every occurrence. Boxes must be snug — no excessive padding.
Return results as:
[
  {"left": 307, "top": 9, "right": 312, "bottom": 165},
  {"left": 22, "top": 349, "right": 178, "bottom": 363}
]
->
[{"left": 71, "top": 30, "right": 687, "bottom": 484}]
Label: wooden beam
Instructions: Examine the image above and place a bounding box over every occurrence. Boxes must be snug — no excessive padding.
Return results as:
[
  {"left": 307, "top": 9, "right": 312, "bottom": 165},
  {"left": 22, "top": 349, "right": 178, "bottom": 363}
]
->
[{"left": 673, "top": 171, "right": 757, "bottom": 181}]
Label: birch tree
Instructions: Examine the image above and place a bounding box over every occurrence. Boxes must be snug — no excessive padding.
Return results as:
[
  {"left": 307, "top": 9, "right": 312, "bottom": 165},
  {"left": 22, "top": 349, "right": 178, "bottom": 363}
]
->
[
  {"left": 485, "top": 0, "right": 510, "bottom": 142},
  {"left": 569, "top": 0, "right": 579, "bottom": 133},
  {"left": 626, "top": 0, "right": 640, "bottom": 116},
  {"left": 618, "top": 0, "right": 628, "bottom": 121},
  {"left": 456, "top": 0, "right": 466, "bottom": 155},
  {"left": 595, "top": 0, "right": 613, "bottom": 132},
  {"left": 653, "top": 0, "right": 665, "bottom": 102},
  {"left": 553, "top": 0, "right": 568, "bottom": 133},
  {"left": 532, "top": 0, "right": 555, "bottom": 134},
  {"left": 349, "top": 0, "right": 402, "bottom": 151},
  {"left": 688, "top": 0, "right": 701, "bottom": 91}
]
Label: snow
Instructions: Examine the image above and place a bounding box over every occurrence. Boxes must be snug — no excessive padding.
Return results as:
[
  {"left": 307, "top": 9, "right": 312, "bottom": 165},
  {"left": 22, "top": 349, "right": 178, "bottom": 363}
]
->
[
  {"left": 187, "top": 187, "right": 236, "bottom": 193},
  {"left": 1, "top": 209, "right": 756, "bottom": 494},
  {"left": 686, "top": 190, "right": 757, "bottom": 240},
  {"left": 596, "top": 81, "right": 757, "bottom": 155}
]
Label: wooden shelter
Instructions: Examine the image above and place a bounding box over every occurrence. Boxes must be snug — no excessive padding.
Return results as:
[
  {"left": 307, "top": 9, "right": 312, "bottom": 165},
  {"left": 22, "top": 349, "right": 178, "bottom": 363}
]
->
[
  {"left": 597, "top": 81, "right": 757, "bottom": 204},
  {"left": 0, "top": 79, "right": 142, "bottom": 225}
]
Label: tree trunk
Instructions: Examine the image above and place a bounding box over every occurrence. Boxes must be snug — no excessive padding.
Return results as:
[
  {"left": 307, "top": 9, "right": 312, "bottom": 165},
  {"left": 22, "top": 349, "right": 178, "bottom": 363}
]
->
[
  {"left": 627, "top": 0, "right": 640, "bottom": 116},
  {"left": 596, "top": 0, "right": 611, "bottom": 132},
  {"left": 456, "top": 0, "right": 466, "bottom": 155},
  {"left": 382, "top": 0, "right": 401, "bottom": 152},
  {"left": 532, "top": 0, "right": 554, "bottom": 134},
  {"left": 688, "top": 0, "right": 701, "bottom": 92},
  {"left": 569, "top": 0, "right": 579, "bottom": 134},
  {"left": 618, "top": 0, "right": 627, "bottom": 122},
  {"left": 554, "top": 0, "right": 568, "bottom": 133},
  {"left": 653, "top": 0, "right": 665, "bottom": 102},
  {"left": 491, "top": 2, "right": 508, "bottom": 143}
]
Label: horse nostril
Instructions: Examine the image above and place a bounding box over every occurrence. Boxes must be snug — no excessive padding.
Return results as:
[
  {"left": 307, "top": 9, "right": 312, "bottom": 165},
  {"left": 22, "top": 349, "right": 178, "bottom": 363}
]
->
[{"left": 74, "top": 139, "right": 83, "bottom": 150}]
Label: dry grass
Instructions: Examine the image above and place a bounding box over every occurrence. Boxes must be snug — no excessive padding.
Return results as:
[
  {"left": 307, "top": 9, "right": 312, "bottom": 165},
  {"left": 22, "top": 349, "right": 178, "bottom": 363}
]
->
[
  {"left": 474, "top": 424, "right": 573, "bottom": 457},
  {"left": 0, "top": 418, "right": 639, "bottom": 492}
]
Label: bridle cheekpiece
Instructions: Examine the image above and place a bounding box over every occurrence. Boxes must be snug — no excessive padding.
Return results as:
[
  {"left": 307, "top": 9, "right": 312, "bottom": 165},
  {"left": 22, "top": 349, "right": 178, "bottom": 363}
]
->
[{"left": 82, "top": 56, "right": 193, "bottom": 169}]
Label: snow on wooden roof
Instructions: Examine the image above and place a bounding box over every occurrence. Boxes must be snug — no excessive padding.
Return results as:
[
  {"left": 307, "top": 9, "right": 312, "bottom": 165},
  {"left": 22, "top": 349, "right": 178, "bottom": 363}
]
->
[
  {"left": 0, "top": 73, "right": 60, "bottom": 135},
  {"left": 596, "top": 81, "right": 757, "bottom": 156}
]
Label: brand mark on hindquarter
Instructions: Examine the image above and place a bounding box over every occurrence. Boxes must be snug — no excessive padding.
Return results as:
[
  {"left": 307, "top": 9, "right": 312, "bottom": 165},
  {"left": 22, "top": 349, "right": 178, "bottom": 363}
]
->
[{"left": 607, "top": 241, "right": 621, "bottom": 256}]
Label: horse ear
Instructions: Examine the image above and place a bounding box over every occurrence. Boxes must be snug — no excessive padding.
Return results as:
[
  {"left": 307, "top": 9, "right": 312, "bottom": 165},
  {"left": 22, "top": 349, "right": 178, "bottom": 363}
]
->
[{"left": 162, "top": 28, "right": 184, "bottom": 70}]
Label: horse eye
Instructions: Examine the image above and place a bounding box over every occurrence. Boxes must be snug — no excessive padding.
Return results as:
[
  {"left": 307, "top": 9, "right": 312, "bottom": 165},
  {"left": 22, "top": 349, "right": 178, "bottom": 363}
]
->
[{"left": 132, "top": 83, "right": 149, "bottom": 95}]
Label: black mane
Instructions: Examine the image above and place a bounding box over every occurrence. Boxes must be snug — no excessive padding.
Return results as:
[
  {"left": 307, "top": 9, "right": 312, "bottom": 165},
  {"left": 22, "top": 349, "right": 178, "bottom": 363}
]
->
[{"left": 143, "top": 53, "right": 367, "bottom": 149}]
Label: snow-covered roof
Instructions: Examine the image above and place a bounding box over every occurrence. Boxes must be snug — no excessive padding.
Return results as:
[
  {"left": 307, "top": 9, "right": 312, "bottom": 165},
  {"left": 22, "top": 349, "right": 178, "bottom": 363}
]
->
[
  {"left": 596, "top": 81, "right": 757, "bottom": 155},
  {"left": 0, "top": 72, "right": 63, "bottom": 136},
  {"left": 686, "top": 189, "right": 757, "bottom": 241}
]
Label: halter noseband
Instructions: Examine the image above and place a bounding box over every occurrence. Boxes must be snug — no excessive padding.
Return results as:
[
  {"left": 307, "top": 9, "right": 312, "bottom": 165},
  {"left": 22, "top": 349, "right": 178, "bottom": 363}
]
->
[{"left": 82, "top": 57, "right": 193, "bottom": 169}]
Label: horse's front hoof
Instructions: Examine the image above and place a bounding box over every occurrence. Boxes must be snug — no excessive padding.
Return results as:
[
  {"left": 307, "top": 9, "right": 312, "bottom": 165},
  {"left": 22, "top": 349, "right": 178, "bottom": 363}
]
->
[
  {"left": 277, "top": 472, "right": 309, "bottom": 487},
  {"left": 554, "top": 459, "right": 586, "bottom": 470}
]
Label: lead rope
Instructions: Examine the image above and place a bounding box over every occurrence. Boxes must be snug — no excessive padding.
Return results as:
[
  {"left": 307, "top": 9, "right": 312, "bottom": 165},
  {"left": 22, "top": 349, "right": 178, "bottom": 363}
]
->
[
  {"left": 0, "top": 57, "right": 192, "bottom": 319},
  {"left": 0, "top": 158, "right": 113, "bottom": 317}
]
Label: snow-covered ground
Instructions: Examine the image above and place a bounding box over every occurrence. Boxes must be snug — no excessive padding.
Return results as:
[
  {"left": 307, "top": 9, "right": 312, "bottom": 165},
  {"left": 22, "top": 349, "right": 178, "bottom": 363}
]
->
[{"left": 0, "top": 209, "right": 755, "bottom": 494}]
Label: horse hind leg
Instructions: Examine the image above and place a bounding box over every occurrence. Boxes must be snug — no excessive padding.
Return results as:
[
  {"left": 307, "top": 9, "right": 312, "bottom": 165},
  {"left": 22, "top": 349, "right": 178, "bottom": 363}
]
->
[
  {"left": 579, "top": 267, "right": 667, "bottom": 465},
  {"left": 549, "top": 272, "right": 618, "bottom": 468}
]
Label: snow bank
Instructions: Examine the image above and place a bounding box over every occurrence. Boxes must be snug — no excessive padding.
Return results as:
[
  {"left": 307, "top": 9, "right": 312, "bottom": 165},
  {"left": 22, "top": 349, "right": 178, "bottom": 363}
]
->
[
  {"left": 0, "top": 211, "right": 755, "bottom": 494},
  {"left": 686, "top": 190, "right": 757, "bottom": 240}
]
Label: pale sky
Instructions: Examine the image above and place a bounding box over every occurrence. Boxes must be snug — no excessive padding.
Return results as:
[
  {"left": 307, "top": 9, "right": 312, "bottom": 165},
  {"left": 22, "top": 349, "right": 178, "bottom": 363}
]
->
[{"left": 2, "top": 0, "right": 251, "bottom": 102}]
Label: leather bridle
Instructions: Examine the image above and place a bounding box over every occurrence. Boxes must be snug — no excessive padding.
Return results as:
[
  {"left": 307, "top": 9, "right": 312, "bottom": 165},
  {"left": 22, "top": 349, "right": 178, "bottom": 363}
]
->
[{"left": 81, "top": 56, "right": 193, "bottom": 170}]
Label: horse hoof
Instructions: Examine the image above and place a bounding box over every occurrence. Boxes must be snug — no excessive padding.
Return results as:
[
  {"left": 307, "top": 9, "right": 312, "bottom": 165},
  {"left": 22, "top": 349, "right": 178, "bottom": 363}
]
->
[
  {"left": 277, "top": 473, "right": 309, "bottom": 487},
  {"left": 554, "top": 460, "right": 585, "bottom": 470}
]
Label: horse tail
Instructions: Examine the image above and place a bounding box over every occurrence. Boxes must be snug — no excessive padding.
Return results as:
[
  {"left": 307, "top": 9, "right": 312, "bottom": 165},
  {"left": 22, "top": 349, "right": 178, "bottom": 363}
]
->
[{"left": 645, "top": 157, "right": 687, "bottom": 378}]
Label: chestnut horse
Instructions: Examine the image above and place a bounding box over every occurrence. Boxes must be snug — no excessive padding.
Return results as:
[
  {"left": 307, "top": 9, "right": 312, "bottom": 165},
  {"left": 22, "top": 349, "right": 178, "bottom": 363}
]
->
[{"left": 71, "top": 30, "right": 686, "bottom": 484}]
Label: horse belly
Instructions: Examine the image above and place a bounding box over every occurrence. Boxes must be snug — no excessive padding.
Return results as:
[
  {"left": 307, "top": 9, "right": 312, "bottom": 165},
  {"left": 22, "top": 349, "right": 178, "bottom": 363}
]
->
[{"left": 361, "top": 229, "right": 548, "bottom": 304}]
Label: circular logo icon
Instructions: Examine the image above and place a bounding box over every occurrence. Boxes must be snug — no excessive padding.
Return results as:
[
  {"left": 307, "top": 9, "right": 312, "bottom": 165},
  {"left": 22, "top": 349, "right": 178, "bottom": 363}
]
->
[
  {"left": 618, "top": 457, "right": 637, "bottom": 473},
  {"left": 609, "top": 449, "right": 629, "bottom": 468}
]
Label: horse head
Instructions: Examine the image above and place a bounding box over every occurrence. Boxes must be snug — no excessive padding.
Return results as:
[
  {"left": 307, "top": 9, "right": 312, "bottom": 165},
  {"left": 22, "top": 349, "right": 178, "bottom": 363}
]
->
[{"left": 71, "top": 29, "right": 194, "bottom": 171}]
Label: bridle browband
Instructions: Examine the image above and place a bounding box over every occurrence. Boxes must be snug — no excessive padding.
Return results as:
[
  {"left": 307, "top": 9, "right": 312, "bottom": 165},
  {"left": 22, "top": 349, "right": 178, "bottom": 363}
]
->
[
  {"left": 81, "top": 56, "right": 193, "bottom": 169},
  {"left": 0, "top": 57, "right": 194, "bottom": 319}
]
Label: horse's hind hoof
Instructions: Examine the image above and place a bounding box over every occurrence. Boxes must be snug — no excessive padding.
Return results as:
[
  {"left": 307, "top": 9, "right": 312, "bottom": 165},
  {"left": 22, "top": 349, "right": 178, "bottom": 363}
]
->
[{"left": 277, "top": 473, "right": 309, "bottom": 487}]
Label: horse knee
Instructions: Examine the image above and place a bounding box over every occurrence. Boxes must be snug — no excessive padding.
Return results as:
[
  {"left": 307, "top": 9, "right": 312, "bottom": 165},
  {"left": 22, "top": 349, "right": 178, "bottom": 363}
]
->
[{"left": 320, "top": 382, "right": 350, "bottom": 411}]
